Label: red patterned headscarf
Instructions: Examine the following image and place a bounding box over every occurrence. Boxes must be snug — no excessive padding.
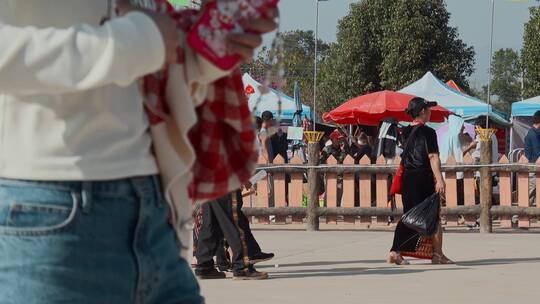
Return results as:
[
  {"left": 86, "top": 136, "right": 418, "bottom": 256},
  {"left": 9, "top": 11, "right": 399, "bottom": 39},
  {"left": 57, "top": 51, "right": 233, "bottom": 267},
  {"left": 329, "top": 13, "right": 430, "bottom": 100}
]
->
[{"left": 140, "top": 1, "right": 258, "bottom": 202}]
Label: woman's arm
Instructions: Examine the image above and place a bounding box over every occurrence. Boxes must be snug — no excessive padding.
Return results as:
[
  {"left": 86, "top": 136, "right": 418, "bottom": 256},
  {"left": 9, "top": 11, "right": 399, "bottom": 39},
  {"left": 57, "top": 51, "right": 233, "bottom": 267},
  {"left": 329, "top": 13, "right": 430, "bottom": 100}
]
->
[
  {"left": 462, "top": 141, "right": 477, "bottom": 156},
  {"left": 259, "top": 134, "right": 272, "bottom": 163},
  {"left": 0, "top": 12, "right": 165, "bottom": 95},
  {"left": 429, "top": 153, "right": 446, "bottom": 194}
]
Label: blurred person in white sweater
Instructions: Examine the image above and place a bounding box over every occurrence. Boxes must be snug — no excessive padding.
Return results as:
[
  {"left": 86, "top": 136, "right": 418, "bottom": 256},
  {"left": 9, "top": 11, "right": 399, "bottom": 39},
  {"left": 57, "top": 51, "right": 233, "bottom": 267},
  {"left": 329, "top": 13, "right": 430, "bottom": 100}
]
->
[{"left": 0, "top": 1, "right": 276, "bottom": 303}]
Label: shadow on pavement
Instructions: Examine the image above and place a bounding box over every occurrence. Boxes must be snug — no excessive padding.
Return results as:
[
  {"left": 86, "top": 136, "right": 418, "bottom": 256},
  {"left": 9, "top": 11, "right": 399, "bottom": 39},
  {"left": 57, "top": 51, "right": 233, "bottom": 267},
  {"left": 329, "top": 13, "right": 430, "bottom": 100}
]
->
[
  {"left": 266, "top": 266, "right": 467, "bottom": 280},
  {"left": 258, "top": 259, "right": 386, "bottom": 269},
  {"left": 457, "top": 257, "right": 540, "bottom": 267}
]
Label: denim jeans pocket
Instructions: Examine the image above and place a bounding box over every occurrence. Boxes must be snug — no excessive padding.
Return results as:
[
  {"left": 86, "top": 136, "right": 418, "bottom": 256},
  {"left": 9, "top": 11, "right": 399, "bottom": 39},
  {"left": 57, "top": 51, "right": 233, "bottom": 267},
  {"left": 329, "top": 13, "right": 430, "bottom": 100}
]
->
[{"left": 0, "top": 183, "right": 78, "bottom": 236}]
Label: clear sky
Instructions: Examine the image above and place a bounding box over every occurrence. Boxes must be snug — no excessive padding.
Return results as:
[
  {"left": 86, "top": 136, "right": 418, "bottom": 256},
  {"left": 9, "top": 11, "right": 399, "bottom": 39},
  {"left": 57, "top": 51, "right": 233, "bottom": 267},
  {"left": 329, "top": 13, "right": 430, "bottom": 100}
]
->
[{"left": 275, "top": 0, "right": 538, "bottom": 88}]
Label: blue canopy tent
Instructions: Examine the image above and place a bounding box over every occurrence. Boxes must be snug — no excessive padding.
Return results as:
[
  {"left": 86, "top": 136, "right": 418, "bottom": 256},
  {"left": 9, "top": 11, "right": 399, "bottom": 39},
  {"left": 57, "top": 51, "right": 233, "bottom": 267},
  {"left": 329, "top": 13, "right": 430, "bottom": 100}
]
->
[
  {"left": 242, "top": 73, "right": 311, "bottom": 121},
  {"left": 510, "top": 96, "right": 540, "bottom": 152},
  {"left": 512, "top": 96, "right": 540, "bottom": 117},
  {"left": 399, "top": 72, "right": 510, "bottom": 126}
]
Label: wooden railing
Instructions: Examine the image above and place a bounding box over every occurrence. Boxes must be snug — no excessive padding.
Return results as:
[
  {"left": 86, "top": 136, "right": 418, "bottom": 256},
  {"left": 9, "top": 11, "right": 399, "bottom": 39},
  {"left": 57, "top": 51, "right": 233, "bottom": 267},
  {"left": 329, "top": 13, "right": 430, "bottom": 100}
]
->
[{"left": 244, "top": 153, "right": 540, "bottom": 231}]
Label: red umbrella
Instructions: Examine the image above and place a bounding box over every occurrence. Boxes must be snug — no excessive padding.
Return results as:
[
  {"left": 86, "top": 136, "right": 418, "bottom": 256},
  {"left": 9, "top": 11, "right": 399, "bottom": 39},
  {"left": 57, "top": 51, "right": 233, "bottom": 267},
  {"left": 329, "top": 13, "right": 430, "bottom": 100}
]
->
[{"left": 323, "top": 90, "right": 452, "bottom": 126}]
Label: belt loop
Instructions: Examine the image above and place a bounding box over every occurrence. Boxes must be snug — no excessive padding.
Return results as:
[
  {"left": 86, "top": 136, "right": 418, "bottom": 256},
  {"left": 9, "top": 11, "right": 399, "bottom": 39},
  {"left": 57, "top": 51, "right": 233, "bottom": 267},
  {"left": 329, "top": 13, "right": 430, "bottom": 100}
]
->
[{"left": 81, "top": 182, "right": 93, "bottom": 214}]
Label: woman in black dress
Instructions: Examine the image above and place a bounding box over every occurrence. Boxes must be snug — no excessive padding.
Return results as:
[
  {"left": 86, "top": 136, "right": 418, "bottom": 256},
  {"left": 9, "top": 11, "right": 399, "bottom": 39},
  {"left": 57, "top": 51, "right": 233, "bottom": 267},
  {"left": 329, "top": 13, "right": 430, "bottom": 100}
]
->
[{"left": 388, "top": 97, "right": 454, "bottom": 265}]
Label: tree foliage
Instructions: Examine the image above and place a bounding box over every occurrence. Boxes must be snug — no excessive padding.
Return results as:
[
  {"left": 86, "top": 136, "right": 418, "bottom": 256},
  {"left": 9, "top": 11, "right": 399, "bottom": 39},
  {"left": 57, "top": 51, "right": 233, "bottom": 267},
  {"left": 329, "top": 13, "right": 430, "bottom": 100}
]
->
[
  {"left": 318, "top": 0, "right": 475, "bottom": 114},
  {"left": 522, "top": 2, "right": 540, "bottom": 99},
  {"left": 380, "top": 0, "right": 475, "bottom": 90},
  {"left": 318, "top": 0, "right": 393, "bottom": 113},
  {"left": 490, "top": 48, "right": 522, "bottom": 110},
  {"left": 244, "top": 0, "right": 476, "bottom": 118},
  {"left": 242, "top": 30, "right": 330, "bottom": 109}
]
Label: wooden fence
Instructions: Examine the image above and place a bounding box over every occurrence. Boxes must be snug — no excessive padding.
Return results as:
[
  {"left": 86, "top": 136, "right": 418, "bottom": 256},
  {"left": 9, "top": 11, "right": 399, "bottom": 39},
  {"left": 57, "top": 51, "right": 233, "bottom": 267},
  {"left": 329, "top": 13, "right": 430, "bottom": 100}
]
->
[{"left": 244, "top": 153, "right": 540, "bottom": 230}]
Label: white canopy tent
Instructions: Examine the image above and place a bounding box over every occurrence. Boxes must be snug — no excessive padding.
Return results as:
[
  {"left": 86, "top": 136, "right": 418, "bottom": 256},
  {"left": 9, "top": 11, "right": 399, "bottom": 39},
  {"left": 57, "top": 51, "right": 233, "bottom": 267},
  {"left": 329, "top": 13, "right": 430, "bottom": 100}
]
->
[
  {"left": 399, "top": 72, "right": 510, "bottom": 126},
  {"left": 242, "top": 73, "right": 311, "bottom": 121}
]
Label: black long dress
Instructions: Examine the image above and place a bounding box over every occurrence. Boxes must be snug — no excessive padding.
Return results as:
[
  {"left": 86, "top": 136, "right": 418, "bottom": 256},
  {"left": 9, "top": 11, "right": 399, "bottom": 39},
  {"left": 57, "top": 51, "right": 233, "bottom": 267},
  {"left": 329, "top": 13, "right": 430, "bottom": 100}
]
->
[{"left": 390, "top": 125, "right": 439, "bottom": 259}]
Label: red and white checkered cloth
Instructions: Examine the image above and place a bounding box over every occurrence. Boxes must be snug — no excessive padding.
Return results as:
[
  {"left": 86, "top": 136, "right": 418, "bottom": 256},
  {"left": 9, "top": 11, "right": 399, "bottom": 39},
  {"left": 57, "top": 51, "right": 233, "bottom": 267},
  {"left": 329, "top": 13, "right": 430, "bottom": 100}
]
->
[{"left": 141, "top": 1, "right": 258, "bottom": 203}]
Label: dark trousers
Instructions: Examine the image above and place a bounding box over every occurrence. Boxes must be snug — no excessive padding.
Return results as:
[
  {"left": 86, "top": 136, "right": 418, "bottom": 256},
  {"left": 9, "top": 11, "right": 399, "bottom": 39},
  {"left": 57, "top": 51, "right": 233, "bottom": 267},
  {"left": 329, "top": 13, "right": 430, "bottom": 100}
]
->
[
  {"left": 209, "top": 192, "right": 262, "bottom": 261},
  {"left": 196, "top": 192, "right": 249, "bottom": 272},
  {"left": 235, "top": 194, "right": 262, "bottom": 257}
]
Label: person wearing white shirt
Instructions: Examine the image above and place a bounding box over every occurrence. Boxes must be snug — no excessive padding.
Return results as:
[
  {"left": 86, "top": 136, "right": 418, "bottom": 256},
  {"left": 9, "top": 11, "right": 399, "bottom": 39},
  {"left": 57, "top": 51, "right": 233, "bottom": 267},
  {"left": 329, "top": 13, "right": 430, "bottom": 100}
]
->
[{"left": 0, "top": 1, "right": 276, "bottom": 303}]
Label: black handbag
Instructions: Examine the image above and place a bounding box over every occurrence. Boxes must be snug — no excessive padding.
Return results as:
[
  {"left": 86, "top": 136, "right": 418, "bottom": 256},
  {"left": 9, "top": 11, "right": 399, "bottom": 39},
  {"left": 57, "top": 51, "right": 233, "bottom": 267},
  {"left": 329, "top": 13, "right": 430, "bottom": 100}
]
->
[{"left": 400, "top": 193, "right": 440, "bottom": 236}]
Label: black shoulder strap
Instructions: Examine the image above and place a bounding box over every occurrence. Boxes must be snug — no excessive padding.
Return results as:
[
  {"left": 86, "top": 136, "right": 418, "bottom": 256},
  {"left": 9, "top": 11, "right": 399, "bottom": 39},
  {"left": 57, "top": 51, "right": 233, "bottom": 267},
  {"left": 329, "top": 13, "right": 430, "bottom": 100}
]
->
[
  {"left": 403, "top": 125, "right": 422, "bottom": 151},
  {"left": 401, "top": 125, "right": 423, "bottom": 162}
]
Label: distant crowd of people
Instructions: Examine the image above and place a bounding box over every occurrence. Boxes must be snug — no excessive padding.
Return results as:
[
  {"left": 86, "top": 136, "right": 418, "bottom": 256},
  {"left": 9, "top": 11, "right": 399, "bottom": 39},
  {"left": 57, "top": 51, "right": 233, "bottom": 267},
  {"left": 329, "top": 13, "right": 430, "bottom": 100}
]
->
[{"left": 193, "top": 105, "right": 540, "bottom": 278}]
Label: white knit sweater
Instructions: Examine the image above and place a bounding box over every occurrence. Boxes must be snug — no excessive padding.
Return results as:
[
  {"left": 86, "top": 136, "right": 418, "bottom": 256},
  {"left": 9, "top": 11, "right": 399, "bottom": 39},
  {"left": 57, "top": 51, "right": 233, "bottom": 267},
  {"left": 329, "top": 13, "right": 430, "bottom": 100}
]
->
[{"left": 0, "top": 0, "right": 166, "bottom": 180}]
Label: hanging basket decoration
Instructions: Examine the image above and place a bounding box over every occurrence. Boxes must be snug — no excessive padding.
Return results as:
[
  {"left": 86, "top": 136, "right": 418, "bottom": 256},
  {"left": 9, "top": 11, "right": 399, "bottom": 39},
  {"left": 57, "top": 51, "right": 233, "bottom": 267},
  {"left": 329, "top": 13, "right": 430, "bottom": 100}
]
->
[
  {"left": 304, "top": 131, "right": 324, "bottom": 144},
  {"left": 475, "top": 127, "right": 497, "bottom": 142}
]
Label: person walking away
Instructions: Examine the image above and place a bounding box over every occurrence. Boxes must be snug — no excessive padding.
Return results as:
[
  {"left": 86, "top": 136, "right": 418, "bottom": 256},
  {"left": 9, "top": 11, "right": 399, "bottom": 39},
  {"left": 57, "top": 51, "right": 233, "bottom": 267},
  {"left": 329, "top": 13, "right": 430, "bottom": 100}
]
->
[
  {"left": 259, "top": 111, "right": 276, "bottom": 163},
  {"left": 259, "top": 111, "right": 277, "bottom": 210},
  {"left": 254, "top": 116, "right": 263, "bottom": 154},
  {"left": 0, "top": 1, "right": 276, "bottom": 302},
  {"left": 440, "top": 115, "right": 466, "bottom": 205},
  {"left": 235, "top": 186, "right": 275, "bottom": 264},
  {"left": 195, "top": 191, "right": 268, "bottom": 280},
  {"left": 388, "top": 98, "right": 453, "bottom": 265},
  {"left": 524, "top": 111, "right": 540, "bottom": 206}
]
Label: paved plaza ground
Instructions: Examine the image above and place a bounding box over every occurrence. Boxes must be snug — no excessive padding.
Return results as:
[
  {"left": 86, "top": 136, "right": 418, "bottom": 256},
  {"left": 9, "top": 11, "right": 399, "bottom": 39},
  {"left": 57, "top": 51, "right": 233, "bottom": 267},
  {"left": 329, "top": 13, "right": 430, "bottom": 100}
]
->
[{"left": 200, "top": 226, "right": 540, "bottom": 304}]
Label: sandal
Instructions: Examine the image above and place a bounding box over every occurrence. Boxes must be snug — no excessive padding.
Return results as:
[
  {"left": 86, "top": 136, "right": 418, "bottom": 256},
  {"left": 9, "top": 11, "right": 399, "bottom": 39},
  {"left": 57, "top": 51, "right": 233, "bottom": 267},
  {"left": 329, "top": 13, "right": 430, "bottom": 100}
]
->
[
  {"left": 387, "top": 252, "right": 410, "bottom": 265},
  {"left": 432, "top": 253, "right": 454, "bottom": 265}
]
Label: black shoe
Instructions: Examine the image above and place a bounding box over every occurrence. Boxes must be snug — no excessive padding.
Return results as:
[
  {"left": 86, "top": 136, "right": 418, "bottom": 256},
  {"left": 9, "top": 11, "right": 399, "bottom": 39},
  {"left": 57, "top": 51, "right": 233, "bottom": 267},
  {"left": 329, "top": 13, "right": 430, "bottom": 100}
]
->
[
  {"left": 233, "top": 267, "right": 269, "bottom": 280},
  {"left": 217, "top": 263, "right": 232, "bottom": 272},
  {"left": 195, "top": 268, "right": 227, "bottom": 280},
  {"left": 249, "top": 252, "right": 275, "bottom": 265}
]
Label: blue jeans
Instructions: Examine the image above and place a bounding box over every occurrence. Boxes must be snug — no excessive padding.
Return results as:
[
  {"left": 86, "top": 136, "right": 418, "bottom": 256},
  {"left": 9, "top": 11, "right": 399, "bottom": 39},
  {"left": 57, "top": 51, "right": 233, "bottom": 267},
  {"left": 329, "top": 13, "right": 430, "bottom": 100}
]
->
[{"left": 0, "top": 176, "right": 203, "bottom": 304}]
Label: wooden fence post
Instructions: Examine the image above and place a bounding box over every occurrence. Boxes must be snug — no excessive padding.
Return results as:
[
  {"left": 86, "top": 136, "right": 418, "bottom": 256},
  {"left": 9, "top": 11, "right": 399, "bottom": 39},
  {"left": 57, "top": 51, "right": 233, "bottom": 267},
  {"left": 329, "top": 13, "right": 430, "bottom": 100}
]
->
[
  {"left": 375, "top": 155, "right": 388, "bottom": 225},
  {"left": 479, "top": 139, "right": 493, "bottom": 233},
  {"left": 306, "top": 142, "right": 320, "bottom": 231},
  {"left": 273, "top": 155, "right": 287, "bottom": 224},
  {"left": 536, "top": 158, "right": 540, "bottom": 209},
  {"left": 359, "top": 155, "right": 372, "bottom": 226},
  {"left": 326, "top": 156, "right": 338, "bottom": 225},
  {"left": 463, "top": 153, "right": 476, "bottom": 224},
  {"left": 518, "top": 155, "right": 530, "bottom": 228},
  {"left": 289, "top": 156, "right": 304, "bottom": 224},
  {"left": 445, "top": 155, "right": 458, "bottom": 227},
  {"left": 255, "top": 155, "right": 270, "bottom": 224},
  {"left": 498, "top": 156, "right": 512, "bottom": 228},
  {"left": 342, "top": 156, "right": 356, "bottom": 224}
]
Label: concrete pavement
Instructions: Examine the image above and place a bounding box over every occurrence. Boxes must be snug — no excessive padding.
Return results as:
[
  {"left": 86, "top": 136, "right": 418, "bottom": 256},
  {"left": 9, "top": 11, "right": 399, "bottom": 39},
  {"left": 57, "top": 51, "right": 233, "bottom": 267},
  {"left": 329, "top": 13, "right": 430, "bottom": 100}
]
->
[{"left": 199, "top": 229, "right": 540, "bottom": 304}]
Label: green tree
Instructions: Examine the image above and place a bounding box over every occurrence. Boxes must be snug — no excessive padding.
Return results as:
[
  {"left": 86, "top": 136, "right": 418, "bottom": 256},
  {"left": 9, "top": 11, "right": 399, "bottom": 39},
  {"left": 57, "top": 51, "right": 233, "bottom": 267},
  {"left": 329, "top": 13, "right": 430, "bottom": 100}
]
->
[
  {"left": 470, "top": 85, "right": 488, "bottom": 102},
  {"left": 489, "top": 48, "right": 522, "bottom": 113},
  {"left": 242, "top": 30, "right": 329, "bottom": 109},
  {"left": 522, "top": 2, "right": 540, "bottom": 98},
  {"left": 318, "top": 0, "right": 393, "bottom": 113},
  {"left": 381, "top": 0, "right": 475, "bottom": 90},
  {"left": 317, "top": 0, "right": 475, "bottom": 114}
]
